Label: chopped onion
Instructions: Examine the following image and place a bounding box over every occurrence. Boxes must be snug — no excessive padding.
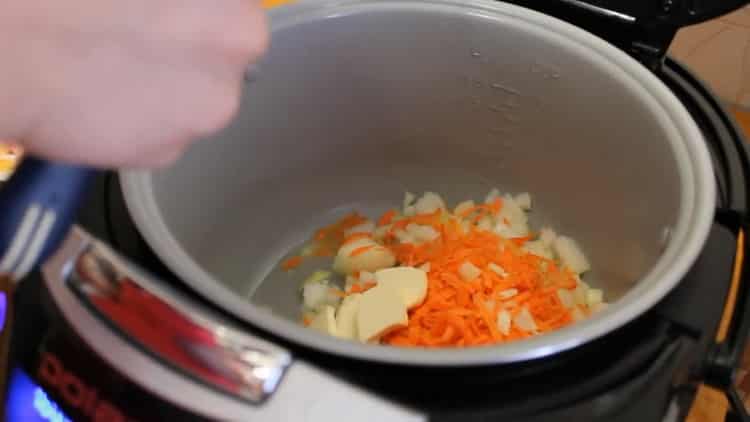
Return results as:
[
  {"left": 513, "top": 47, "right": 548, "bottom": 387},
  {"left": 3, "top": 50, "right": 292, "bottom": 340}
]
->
[
  {"left": 325, "top": 287, "right": 344, "bottom": 307},
  {"left": 405, "top": 223, "right": 421, "bottom": 236},
  {"left": 459, "top": 261, "right": 481, "bottom": 282},
  {"left": 514, "top": 192, "right": 532, "bottom": 210},
  {"left": 522, "top": 240, "right": 554, "bottom": 260},
  {"left": 304, "top": 270, "right": 332, "bottom": 286},
  {"left": 539, "top": 227, "right": 557, "bottom": 247},
  {"left": 573, "top": 279, "right": 588, "bottom": 306},
  {"left": 586, "top": 289, "right": 604, "bottom": 306},
  {"left": 404, "top": 191, "right": 416, "bottom": 209},
  {"left": 499, "top": 195, "right": 528, "bottom": 231},
  {"left": 417, "top": 225, "right": 440, "bottom": 242},
  {"left": 496, "top": 310, "right": 511, "bottom": 335},
  {"left": 498, "top": 288, "right": 519, "bottom": 299},
  {"left": 359, "top": 271, "right": 375, "bottom": 283},
  {"left": 494, "top": 220, "right": 529, "bottom": 238},
  {"left": 485, "top": 188, "right": 501, "bottom": 203},
  {"left": 344, "top": 221, "right": 375, "bottom": 237},
  {"left": 414, "top": 192, "right": 445, "bottom": 215},
  {"left": 303, "top": 281, "right": 331, "bottom": 310},
  {"left": 407, "top": 223, "right": 440, "bottom": 243},
  {"left": 373, "top": 225, "right": 390, "bottom": 240},
  {"left": 477, "top": 216, "right": 493, "bottom": 232},
  {"left": 454, "top": 200, "right": 475, "bottom": 216},
  {"left": 514, "top": 307, "right": 538, "bottom": 333},
  {"left": 488, "top": 262, "right": 508, "bottom": 277},
  {"left": 394, "top": 229, "right": 415, "bottom": 244},
  {"left": 556, "top": 288, "right": 575, "bottom": 309},
  {"left": 553, "top": 236, "right": 591, "bottom": 274}
]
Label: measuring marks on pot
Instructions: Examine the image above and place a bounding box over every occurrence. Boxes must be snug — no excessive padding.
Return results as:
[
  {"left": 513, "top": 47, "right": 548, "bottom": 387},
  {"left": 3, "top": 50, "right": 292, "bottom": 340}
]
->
[
  {"left": 462, "top": 76, "right": 522, "bottom": 161},
  {"left": 462, "top": 51, "right": 563, "bottom": 161},
  {"left": 529, "top": 61, "right": 562, "bottom": 80}
]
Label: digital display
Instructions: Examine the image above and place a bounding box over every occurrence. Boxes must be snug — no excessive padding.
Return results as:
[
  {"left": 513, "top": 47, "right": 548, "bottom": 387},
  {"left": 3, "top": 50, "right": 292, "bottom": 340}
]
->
[
  {"left": 5, "top": 368, "right": 72, "bottom": 422},
  {"left": 0, "top": 291, "right": 7, "bottom": 332}
]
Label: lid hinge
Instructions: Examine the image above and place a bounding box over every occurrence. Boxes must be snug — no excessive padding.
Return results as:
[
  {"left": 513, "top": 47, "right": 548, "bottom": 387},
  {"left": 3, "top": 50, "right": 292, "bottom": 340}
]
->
[
  {"left": 628, "top": 24, "right": 678, "bottom": 72},
  {"left": 629, "top": 41, "right": 666, "bottom": 72}
]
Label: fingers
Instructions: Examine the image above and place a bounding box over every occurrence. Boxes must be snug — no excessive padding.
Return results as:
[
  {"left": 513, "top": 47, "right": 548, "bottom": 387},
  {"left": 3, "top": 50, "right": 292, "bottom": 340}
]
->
[
  {"left": 6, "top": 0, "right": 272, "bottom": 169},
  {"left": 221, "top": 0, "right": 270, "bottom": 81}
]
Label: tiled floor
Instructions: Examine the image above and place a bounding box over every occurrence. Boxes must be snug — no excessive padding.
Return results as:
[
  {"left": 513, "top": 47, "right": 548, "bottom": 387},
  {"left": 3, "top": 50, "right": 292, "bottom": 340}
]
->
[
  {"left": 669, "top": 6, "right": 750, "bottom": 108},
  {"left": 732, "top": 107, "right": 750, "bottom": 136}
]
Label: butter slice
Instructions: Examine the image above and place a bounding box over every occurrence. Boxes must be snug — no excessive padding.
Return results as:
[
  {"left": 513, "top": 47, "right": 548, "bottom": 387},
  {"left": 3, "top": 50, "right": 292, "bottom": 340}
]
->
[
  {"left": 374, "top": 267, "right": 428, "bottom": 309},
  {"left": 357, "top": 286, "right": 408, "bottom": 343},
  {"left": 336, "top": 294, "right": 362, "bottom": 340}
]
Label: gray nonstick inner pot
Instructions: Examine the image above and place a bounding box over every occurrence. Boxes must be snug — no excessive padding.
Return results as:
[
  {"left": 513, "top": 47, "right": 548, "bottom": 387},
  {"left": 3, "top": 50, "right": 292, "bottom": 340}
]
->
[{"left": 120, "top": 0, "right": 716, "bottom": 366}]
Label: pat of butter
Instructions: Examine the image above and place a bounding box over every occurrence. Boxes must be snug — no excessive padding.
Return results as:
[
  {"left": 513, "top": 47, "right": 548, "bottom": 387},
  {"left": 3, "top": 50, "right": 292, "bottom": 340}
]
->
[
  {"left": 357, "top": 286, "right": 408, "bottom": 343},
  {"left": 336, "top": 294, "right": 362, "bottom": 340},
  {"left": 374, "top": 267, "right": 428, "bottom": 309},
  {"left": 309, "top": 305, "right": 338, "bottom": 337}
]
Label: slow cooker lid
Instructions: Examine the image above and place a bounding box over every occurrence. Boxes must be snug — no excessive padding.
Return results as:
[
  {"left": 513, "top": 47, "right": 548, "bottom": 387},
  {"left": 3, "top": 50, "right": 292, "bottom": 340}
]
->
[
  {"left": 504, "top": 0, "right": 749, "bottom": 69},
  {"left": 528, "top": 0, "right": 748, "bottom": 26}
]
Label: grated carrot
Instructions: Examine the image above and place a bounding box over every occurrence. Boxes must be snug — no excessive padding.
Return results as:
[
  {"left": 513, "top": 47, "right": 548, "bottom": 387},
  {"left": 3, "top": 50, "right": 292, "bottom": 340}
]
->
[
  {"left": 488, "top": 197, "right": 502, "bottom": 214},
  {"left": 342, "top": 233, "right": 372, "bottom": 245},
  {"left": 290, "top": 196, "right": 583, "bottom": 348},
  {"left": 330, "top": 288, "right": 347, "bottom": 298},
  {"left": 511, "top": 235, "right": 533, "bottom": 246},
  {"left": 378, "top": 209, "right": 397, "bottom": 226},
  {"left": 281, "top": 256, "right": 303, "bottom": 271},
  {"left": 280, "top": 212, "right": 369, "bottom": 268},
  {"left": 380, "top": 213, "right": 576, "bottom": 348},
  {"left": 349, "top": 245, "right": 375, "bottom": 257},
  {"left": 347, "top": 281, "right": 377, "bottom": 295}
]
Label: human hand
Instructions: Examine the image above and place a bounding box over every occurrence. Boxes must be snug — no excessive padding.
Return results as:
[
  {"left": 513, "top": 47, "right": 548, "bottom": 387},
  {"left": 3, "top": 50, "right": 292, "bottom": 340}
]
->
[{"left": 0, "top": 0, "right": 268, "bottom": 168}]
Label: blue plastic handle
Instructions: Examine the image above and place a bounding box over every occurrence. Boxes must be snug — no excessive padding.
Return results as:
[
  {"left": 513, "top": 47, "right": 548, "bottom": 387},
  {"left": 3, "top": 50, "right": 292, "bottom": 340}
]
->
[{"left": 0, "top": 157, "right": 96, "bottom": 281}]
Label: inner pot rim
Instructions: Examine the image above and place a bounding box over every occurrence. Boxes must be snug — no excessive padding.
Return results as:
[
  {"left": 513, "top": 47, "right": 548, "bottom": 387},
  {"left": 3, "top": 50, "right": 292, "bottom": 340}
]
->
[{"left": 119, "top": 0, "right": 716, "bottom": 366}]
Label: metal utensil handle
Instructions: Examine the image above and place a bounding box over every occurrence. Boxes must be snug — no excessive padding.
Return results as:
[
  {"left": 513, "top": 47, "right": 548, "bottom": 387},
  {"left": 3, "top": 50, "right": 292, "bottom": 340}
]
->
[{"left": 0, "top": 156, "right": 95, "bottom": 282}]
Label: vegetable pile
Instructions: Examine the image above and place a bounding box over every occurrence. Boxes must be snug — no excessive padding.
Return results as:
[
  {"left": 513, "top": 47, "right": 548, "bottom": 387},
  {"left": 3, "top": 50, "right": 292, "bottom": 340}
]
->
[{"left": 282, "top": 190, "right": 606, "bottom": 348}]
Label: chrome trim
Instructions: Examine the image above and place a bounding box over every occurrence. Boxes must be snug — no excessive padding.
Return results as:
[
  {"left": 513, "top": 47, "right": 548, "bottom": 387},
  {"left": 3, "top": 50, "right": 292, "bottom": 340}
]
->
[
  {"left": 42, "top": 227, "right": 425, "bottom": 421},
  {"left": 42, "top": 226, "right": 291, "bottom": 404},
  {"left": 0, "top": 205, "right": 41, "bottom": 274},
  {"left": 558, "top": 0, "right": 637, "bottom": 22}
]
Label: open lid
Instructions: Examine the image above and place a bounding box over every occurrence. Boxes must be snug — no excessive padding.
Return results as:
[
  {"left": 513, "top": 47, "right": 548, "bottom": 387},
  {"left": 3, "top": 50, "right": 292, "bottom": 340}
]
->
[{"left": 504, "top": 0, "right": 750, "bottom": 69}]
